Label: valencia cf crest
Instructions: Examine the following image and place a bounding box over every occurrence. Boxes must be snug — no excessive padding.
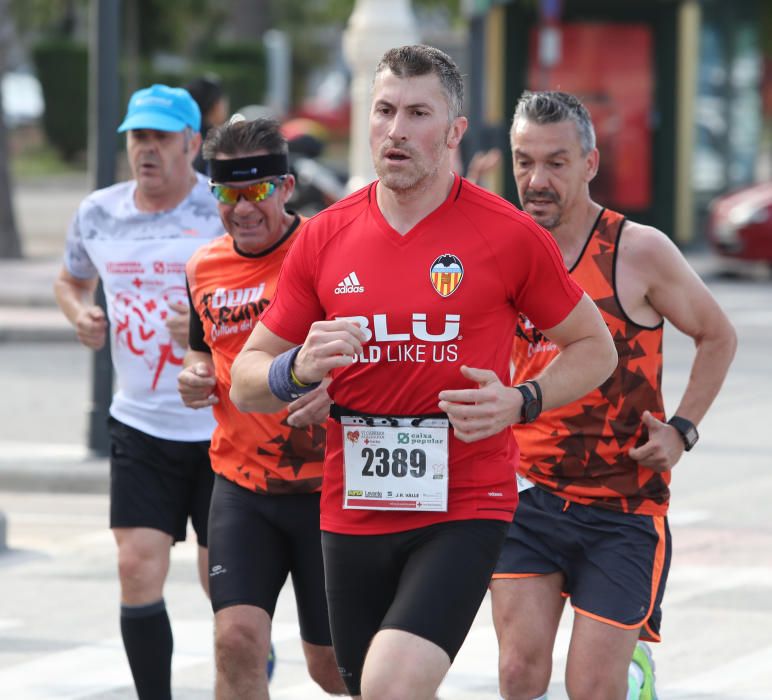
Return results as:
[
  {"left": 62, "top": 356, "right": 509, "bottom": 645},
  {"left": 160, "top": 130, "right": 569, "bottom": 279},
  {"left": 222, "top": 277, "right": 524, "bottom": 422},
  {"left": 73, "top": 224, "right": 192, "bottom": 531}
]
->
[{"left": 429, "top": 254, "right": 464, "bottom": 297}]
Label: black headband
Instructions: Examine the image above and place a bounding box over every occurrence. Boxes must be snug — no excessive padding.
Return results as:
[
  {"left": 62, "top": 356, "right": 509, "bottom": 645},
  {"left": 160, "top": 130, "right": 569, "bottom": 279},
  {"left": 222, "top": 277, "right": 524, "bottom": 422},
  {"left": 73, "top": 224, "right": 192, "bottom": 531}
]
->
[{"left": 208, "top": 154, "right": 289, "bottom": 182}]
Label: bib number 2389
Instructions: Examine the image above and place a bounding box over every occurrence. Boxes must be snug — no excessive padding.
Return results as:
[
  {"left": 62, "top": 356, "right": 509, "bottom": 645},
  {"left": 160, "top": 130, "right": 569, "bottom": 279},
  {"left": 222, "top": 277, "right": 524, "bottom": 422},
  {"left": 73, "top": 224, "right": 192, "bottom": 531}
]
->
[{"left": 342, "top": 419, "right": 448, "bottom": 512}]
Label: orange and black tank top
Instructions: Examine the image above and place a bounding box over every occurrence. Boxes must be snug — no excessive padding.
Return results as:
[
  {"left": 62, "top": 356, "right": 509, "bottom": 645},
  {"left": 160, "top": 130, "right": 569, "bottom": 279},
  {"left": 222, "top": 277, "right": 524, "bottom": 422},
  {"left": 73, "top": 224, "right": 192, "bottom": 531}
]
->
[{"left": 512, "top": 208, "right": 669, "bottom": 515}]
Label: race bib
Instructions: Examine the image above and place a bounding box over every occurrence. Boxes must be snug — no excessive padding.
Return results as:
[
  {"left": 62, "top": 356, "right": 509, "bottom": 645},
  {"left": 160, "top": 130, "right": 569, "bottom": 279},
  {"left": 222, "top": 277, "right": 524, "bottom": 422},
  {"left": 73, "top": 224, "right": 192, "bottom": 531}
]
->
[{"left": 341, "top": 415, "right": 449, "bottom": 512}]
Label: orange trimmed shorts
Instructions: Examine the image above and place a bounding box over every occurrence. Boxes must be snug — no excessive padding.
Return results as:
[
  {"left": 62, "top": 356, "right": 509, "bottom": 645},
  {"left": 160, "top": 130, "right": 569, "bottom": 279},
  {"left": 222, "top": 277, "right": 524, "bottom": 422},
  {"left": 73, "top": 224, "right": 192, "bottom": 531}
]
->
[{"left": 493, "top": 486, "right": 670, "bottom": 642}]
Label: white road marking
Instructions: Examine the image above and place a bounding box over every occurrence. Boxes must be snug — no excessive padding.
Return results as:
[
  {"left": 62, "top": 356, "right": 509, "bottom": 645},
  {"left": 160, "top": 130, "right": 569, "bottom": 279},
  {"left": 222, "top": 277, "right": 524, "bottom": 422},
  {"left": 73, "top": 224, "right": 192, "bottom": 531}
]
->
[
  {"left": 0, "top": 620, "right": 212, "bottom": 699},
  {"left": 668, "top": 508, "right": 711, "bottom": 526},
  {"left": 0, "top": 442, "right": 89, "bottom": 460},
  {"left": 666, "top": 645, "right": 772, "bottom": 695},
  {"left": 0, "top": 618, "right": 21, "bottom": 631}
]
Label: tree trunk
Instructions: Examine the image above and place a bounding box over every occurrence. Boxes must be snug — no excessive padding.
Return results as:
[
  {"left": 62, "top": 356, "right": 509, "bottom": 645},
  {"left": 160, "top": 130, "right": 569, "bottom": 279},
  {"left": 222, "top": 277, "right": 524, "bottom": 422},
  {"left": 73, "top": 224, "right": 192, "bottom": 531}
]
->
[{"left": 0, "top": 0, "right": 22, "bottom": 259}]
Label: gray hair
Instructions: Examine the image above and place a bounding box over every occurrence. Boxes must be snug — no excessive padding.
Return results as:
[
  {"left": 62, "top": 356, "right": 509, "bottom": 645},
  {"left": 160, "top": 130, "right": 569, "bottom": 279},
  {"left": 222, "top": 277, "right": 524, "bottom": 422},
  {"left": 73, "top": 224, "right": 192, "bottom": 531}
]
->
[
  {"left": 512, "top": 91, "right": 596, "bottom": 155},
  {"left": 202, "top": 115, "right": 287, "bottom": 160},
  {"left": 374, "top": 44, "right": 464, "bottom": 121}
]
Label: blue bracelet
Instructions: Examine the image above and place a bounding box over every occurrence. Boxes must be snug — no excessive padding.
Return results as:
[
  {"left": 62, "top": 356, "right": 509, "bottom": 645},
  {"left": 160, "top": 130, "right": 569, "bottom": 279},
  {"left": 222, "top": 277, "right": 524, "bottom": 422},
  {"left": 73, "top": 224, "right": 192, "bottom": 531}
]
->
[{"left": 267, "top": 346, "right": 321, "bottom": 402}]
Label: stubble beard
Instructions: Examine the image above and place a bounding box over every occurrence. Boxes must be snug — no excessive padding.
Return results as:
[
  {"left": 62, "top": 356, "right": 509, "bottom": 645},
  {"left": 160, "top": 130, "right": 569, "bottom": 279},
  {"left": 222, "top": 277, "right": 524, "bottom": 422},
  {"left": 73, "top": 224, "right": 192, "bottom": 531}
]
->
[
  {"left": 374, "top": 130, "right": 448, "bottom": 194},
  {"left": 375, "top": 158, "right": 437, "bottom": 193},
  {"left": 523, "top": 191, "right": 562, "bottom": 230},
  {"left": 533, "top": 209, "right": 562, "bottom": 230}
]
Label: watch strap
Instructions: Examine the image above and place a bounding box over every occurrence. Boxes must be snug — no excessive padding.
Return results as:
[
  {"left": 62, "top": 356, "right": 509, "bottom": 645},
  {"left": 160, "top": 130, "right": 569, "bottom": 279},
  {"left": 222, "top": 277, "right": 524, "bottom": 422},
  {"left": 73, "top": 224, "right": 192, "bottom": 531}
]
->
[
  {"left": 525, "top": 379, "right": 542, "bottom": 407},
  {"left": 667, "top": 415, "right": 699, "bottom": 451},
  {"left": 514, "top": 380, "right": 542, "bottom": 424},
  {"left": 513, "top": 384, "right": 533, "bottom": 424}
]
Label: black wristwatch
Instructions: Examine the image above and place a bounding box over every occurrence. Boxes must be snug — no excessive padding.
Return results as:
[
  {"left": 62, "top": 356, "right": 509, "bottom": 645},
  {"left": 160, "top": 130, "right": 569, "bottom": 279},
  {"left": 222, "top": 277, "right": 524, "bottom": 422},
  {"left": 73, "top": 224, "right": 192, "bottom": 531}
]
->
[
  {"left": 667, "top": 415, "right": 699, "bottom": 451},
  {"left": 514, "top": 380, "right": 542, "bottom": 424}
]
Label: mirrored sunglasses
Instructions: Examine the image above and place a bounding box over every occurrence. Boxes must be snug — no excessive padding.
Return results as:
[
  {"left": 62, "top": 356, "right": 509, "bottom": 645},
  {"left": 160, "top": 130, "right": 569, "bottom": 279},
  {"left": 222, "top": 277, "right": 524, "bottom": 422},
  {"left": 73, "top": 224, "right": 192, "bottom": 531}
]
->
[{"left": 209, "top": 176, "right": 287, "bottom": 205}]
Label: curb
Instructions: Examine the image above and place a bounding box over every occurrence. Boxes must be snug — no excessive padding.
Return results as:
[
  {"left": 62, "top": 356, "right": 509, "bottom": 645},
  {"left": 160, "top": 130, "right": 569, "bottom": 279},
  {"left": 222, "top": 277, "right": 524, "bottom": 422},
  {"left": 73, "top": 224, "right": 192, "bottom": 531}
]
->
[
  {"left": 0, "top": 306, "right": 77, "bottom": 343},
  {"left": 0, "top": 453, "right": 109, "bottom": 494}
]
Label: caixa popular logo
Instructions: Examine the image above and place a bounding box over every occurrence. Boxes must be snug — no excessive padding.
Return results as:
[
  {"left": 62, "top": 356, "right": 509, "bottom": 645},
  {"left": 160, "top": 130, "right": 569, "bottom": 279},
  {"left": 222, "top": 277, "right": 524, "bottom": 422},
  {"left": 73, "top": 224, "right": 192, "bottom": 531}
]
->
[{"left": 337, "top": 313, "right": 460, "bottom": 343}]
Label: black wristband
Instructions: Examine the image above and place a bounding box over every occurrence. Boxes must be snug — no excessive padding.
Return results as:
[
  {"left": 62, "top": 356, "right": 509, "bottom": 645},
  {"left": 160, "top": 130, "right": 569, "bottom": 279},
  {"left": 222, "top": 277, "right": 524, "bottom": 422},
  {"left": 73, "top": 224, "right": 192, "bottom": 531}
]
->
[{"left": 267, "top": 346, "right": 321, "bottom": 402}]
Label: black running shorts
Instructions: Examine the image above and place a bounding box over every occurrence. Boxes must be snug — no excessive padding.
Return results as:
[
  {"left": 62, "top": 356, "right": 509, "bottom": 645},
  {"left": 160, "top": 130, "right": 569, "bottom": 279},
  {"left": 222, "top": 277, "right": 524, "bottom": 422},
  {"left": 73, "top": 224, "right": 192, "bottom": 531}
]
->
[
  {"left": 108, "top": 417, "right": 213, "bottom": 545},
  {"left": 207, "top": 474, "right": 332, "bottom": 646},
  {"left": 322, "top": 518, "right": 508, "bottom": 696}
]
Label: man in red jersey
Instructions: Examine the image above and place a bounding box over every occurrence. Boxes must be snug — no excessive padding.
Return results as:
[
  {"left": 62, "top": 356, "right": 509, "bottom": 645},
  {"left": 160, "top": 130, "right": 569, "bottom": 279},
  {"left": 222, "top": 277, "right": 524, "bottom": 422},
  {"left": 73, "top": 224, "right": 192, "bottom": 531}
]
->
[
  {"left": 491, "top": 91, "right": 737, "bottom": 700},
  {"left": 177, "top": 116, "right": 347, "bottom": 699},
  {"left": 230, "top": 46, "right": 617, "bottom": 700}
]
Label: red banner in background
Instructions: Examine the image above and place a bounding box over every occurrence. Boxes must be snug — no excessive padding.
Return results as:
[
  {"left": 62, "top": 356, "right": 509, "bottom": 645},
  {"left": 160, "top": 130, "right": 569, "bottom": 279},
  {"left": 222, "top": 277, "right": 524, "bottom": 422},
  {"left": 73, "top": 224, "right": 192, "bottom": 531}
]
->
[{"left": 528, "top": 23, "right": 653, "bottom": 211}]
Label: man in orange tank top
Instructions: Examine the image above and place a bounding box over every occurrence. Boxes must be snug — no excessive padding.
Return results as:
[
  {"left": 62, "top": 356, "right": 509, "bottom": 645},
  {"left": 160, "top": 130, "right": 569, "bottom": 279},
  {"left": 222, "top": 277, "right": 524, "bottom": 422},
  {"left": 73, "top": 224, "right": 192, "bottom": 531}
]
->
[
  {"left": 490, "top": 91, "right": 737, "bottom": 700},
  {"left": 177, "top": 116, "right": 347, "bottom": 698}
]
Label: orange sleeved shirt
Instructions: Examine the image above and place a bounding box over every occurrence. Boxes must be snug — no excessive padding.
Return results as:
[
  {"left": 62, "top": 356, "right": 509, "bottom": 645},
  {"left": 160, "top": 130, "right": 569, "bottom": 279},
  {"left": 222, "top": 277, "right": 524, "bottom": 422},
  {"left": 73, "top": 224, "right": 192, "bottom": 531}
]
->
[{"left": 186, "top": 218, "right": 325, "bottom": 494}]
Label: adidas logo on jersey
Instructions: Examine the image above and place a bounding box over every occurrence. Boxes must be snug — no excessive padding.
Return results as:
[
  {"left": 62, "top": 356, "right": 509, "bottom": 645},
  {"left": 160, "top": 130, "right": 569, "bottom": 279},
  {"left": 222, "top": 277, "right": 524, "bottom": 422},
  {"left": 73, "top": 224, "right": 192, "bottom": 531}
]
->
[{"left": 334, "top": 272, "right": 365, "bottom": 294}]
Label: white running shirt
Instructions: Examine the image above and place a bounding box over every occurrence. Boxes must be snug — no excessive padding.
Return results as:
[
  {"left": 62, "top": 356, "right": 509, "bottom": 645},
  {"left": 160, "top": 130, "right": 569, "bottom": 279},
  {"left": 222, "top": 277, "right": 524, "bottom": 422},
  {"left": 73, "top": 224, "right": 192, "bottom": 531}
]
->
[{"left": 63, "top": 174, "right": 222, "bottom": 441}]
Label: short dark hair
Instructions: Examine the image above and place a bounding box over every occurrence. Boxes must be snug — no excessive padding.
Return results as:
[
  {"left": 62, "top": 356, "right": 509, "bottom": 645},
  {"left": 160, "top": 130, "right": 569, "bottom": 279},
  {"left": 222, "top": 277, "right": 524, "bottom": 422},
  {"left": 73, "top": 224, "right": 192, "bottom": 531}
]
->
[
  {"left": 202, "top": 116, "right": 287, "bottom": 160},
  {"left": 374, "top": 44, "right": 464, "bottom": 120},
  {"left": 184, "top": 76, "right": 224, "bottom": 120},
  {"left": 512, "top": 91, "right": 596, "bottom": 155}
]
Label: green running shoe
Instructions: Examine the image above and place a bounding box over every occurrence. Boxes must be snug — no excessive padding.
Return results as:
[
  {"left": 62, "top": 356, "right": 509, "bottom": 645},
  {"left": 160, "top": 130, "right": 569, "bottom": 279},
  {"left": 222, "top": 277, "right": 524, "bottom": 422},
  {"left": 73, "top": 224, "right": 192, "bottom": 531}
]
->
[
  {"left": 631, "top": 641, "right": 658, "bottom": 700},
  {"left": 267, "top": 642, "right": 276, "bottom": 682}
]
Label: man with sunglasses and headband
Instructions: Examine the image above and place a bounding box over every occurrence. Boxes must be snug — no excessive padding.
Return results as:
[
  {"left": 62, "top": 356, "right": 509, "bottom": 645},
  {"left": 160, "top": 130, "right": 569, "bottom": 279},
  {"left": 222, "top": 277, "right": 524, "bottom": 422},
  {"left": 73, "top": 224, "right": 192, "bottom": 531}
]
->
[
  {"left": 178, "top": 116, "right": 348, "bottom": 699},
  {"left": 54, "top": 84, "right": 222, "bottom": 699}
]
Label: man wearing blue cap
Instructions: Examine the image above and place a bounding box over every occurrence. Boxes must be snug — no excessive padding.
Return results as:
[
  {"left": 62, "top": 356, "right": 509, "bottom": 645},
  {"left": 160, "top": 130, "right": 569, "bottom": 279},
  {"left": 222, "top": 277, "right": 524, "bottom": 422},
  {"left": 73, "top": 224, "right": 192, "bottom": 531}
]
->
[{"left": 54, "top": 84, "right": 223, "bottom": 699}]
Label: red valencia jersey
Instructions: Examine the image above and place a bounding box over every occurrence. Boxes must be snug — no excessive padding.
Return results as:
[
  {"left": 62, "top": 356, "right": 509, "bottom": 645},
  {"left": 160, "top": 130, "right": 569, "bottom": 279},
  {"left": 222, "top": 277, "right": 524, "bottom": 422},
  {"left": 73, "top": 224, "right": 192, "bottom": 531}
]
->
[{"left": 261, "top": 175, "right": 583, "bottom": 534}]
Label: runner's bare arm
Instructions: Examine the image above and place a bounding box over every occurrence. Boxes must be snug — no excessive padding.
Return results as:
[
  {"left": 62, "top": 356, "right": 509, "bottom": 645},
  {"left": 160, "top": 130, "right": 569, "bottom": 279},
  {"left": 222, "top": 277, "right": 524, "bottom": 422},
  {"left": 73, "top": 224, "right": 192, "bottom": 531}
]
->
[
  {"left": 53, "top": 266, "right": 107, "bottom": 350},
  {"left": 624, "top": 225, "right": 737, "bottom": 469},
  {"left": 439, "top": 293, "right": 617, "bottom": 443},
  {"left": 230, "top": 323, "right": 297, "bottom": 413}
]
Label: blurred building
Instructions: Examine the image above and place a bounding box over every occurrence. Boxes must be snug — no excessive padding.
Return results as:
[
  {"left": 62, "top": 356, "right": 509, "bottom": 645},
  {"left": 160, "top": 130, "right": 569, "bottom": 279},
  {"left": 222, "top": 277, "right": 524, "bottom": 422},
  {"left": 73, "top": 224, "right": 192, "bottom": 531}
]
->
[{"left": 464, "top": 0, "right": 772, "bottom": 244}]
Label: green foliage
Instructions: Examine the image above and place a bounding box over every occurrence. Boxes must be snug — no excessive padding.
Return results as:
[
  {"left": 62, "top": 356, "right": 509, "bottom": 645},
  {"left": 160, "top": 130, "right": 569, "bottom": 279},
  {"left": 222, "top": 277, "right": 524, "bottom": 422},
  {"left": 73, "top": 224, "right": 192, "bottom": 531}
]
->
[
  {"left": 32, "top": 38, "right": 88, "bottom": 161},
  {"left": 201, "top": 43, "right": 267, "bottom": 110},
  {"left": 415, "top": 0, "right": 461, "bottom": 17},
  {"left": 128, "top": 0, "right": 223, "bottom": 56},
  {"left": 11, "top": 0, "right": 88, "bottom": 37},
  {"left": 136, "top": 42, "right": 268, "bottom": 116}
]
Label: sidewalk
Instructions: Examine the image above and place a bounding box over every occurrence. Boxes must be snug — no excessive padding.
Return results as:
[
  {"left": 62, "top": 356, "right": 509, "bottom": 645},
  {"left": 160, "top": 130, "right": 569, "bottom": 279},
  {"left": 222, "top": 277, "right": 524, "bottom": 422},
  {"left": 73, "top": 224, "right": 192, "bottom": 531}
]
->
[
  {"left": 0, "top": 172, "right": 88, "bottom": 342},
  {"left": 0, "top": 174, "right": 102, "bottom": 498},
  {"left": 0, "top": 258, "right": 76, "bottom": 342}
]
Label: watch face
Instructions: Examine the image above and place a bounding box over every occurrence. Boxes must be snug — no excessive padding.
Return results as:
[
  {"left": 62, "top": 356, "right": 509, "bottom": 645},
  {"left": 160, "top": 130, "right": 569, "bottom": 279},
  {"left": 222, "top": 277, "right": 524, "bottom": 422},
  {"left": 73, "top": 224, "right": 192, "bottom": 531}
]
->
[
  {"left": 523, "top": 401, "right": 539, "bottom": 423},
  {"left": 669, "top": 416, "right": 698, "bottom": 450}
]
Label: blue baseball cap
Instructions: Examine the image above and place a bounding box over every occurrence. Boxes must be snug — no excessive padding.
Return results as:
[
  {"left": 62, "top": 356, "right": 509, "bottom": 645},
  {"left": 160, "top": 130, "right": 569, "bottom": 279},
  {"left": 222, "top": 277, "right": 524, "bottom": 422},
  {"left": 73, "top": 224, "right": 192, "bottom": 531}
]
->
[{"left": 117, "top": 84, "right": 201, "bottom": 133}]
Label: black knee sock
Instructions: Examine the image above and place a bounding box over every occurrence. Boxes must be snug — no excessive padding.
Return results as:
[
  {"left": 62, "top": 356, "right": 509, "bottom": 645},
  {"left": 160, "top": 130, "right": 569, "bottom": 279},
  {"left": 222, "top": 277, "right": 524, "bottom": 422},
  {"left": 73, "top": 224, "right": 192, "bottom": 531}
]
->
[{"left": 120, "top": 599, "right": 173, "bottom": 700}]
